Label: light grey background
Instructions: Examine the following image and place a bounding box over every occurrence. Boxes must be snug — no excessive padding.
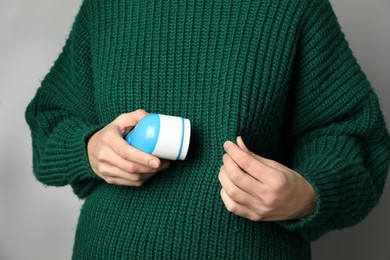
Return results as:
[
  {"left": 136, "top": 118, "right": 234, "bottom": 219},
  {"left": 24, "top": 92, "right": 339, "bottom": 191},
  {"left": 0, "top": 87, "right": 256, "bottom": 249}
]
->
[{"left": 0, "top": 0, "right": 389, "bottom": 259}]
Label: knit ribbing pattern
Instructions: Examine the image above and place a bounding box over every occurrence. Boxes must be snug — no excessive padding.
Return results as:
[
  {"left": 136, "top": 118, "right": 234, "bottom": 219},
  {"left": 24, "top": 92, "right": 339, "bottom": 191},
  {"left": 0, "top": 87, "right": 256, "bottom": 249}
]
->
[{"left": 25, "top": 0, "right": 390, "bottom": 259}]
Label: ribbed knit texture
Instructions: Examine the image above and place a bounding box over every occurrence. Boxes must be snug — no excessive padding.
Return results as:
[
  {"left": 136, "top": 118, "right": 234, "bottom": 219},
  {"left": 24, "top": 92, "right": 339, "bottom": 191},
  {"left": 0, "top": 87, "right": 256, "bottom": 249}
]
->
[{"left": 25, "top": 0, "right": 390, "bottom": 259}]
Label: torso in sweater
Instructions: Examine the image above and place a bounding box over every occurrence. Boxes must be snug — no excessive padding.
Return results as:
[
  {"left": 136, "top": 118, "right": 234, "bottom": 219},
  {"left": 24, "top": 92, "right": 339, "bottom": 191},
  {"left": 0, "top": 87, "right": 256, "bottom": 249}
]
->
[{"left": 73, "top": 0, "right": 309, "bottom": 258}]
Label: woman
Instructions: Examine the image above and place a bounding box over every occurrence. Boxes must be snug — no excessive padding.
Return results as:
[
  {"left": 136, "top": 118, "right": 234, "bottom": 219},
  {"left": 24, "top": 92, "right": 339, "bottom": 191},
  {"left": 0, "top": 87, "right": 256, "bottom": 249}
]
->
[{"left": 26, "top": 0, "right": 390, "bottom": 258}]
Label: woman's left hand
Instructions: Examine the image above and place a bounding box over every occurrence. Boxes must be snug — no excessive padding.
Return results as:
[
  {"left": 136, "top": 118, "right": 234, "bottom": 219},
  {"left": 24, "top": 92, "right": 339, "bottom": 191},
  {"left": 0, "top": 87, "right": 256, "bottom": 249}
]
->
[{"left": 218, "top": 136, "right": 316, "bottom": 221}]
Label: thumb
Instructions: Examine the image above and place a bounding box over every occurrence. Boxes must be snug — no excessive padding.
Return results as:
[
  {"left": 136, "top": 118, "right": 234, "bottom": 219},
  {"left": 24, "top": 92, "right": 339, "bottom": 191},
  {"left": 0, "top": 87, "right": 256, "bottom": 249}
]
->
[
  {"left": 236, "top": 136, "right": 251, "bottom": 153},
  {"left": 236, "top": 136, "right": 276, "bottom": 169},
  {"left": 112, "top": 109, "right": 148, "bottom": 133}
]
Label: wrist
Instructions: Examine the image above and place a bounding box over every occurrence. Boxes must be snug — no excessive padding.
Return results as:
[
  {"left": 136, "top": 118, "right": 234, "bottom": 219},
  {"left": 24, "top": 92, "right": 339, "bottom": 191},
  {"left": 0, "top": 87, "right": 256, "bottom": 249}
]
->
[{"left": 300, "top": 181, "right": 317, "bottom": 219}]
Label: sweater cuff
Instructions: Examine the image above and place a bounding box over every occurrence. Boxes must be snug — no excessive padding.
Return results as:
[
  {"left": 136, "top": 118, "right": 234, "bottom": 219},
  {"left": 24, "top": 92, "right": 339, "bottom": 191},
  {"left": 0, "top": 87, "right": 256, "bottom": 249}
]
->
[
  {"left": 38, "top": 120, "right": 105, "bottom": 198},
  {"left": 66, "top": 124, "right": 103, "bottom": 184},
  {"left": 64, "top": 122, "right": 106, "bottom": 198},
  {"left": 279, "top": 148, "right": 367, "bottom": 241}
]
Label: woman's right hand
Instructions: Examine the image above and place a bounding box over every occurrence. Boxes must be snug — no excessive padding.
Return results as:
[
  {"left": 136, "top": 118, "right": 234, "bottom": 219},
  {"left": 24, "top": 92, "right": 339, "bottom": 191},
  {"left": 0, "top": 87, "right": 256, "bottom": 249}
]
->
[{"left": 87, "top": 109, "right": 170, "bottom": 186}]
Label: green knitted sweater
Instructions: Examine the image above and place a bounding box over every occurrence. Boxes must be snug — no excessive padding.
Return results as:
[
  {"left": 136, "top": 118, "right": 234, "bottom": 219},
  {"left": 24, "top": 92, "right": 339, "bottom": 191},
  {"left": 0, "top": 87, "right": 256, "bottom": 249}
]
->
[{"left": 26, "top": 0, "right": 390, "bottom": 259}]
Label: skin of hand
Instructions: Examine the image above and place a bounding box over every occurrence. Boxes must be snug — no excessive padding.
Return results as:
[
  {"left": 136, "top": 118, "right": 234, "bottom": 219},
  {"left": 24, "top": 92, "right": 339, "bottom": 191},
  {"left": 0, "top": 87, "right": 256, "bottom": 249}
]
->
[
  {"left": 87, "top": 109, "right": 170, "bottom": 186},
  {"left": 218, "top": 136, "right": 316, "bottom": 221}
]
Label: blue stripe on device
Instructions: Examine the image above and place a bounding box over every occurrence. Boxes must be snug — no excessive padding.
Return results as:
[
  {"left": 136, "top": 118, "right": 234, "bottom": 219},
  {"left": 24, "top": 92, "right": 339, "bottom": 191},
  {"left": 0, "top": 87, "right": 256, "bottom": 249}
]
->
[{"left": 176, "top": 117, "right": 185, "bottom": 160}]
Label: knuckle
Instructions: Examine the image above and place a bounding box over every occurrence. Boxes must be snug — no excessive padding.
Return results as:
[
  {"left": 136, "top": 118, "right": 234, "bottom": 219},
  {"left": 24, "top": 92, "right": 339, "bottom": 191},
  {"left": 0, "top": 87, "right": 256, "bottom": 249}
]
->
[
  {"left": 129, "top": 173, "right": 143, "bottom": 182},
  {"left": 117, "top": 145, "right": 131, "bottom": 158},
  {"left": 254, "top": 207, "right": 269, "bottom": 218},
  {"left": 266, "top": 159, "right": 278, "bottom": 169},
  {"left": 132, "top": 181, "right": 145, "bottom": 187},
  {"left": 100, "top": 129, "right": 114, "bottom": 143},
  {"left": 263, "top": 192, "right": 278, "bottom": 208},
  {"left": 125, "top": 163, "right": 137, "bottom": 174},
  {"left": 248, "top": 214, "right": 262, "bottom": 222},
  {"left": 95, "top": 164, "right": 108, "bottom": 175},
  {"left": 135, "top": 109, "right": 146, "bottom": 114},
  {"left": 217, "top": 172, "right": 223, "bottom": 183},
  {"left": 218, "top": 166, "right": 223, "bottom": 175},
  {"left": 272, "top": 174, "right": 288, "bottom": 190},
  {"left": 116, "top": 113, "right": 130, "bottom": 122},
  {"left": 225, "top": 203, "right": 238, "bottom": 214},
  {"left": 228, "top": 170, "right": 241, "bottom": 184},
  {"left": 239, "top": 154, "right": 252, "bottom": 169},
  {"left": 218, "top": 166, "right": 227, "bottom": 180},
  {"left": 105, "top": 177, "right": 117, "bottom": 185},
  {"left": 222, "top": 198, "right": 239, "bottom": 215},
  {"left": 225, "top": 187, "right": 238, "bottom": 200},
  {"left": 96, "top": 150, "right": 108, "bottom": 162}
]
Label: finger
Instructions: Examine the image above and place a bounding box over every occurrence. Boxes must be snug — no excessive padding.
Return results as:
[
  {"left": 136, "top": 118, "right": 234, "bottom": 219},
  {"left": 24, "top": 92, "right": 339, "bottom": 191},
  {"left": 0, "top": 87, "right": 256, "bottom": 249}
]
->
[
  {"left": 236, "top": 136, "right": 250, "bottom": 153},
  {"left": 236, "top": 137, "right": 289, "bottom": 173},
  {"left": 94, "top": 131, "right": 158, "bottom": 171},
  {"left": 95, "top": 156, "right": 170, "bottom": 187},
  {"left": 221, "top": 153, "right": 265, "bottom": 195},
  {"left": 112, "top": 109, "right": 148, "bottom": 133},
  {"left": 103, "top": 153, "right": 164, "bottom": 177},
  {"left": 219, "top": 163, "right": 263, "bottom": 209},
  {"left": 223, "top": 141, "right": 270, "bottom": 182},
  {"left": 110, "top": 135, "right": 164, "bottom": 169},
  {"left": 235, "top": 136, "right": 282, "bottom": 169},
  {"left": 224, "top": 141, "right": 286, "bottom": 183},
  {"left": 220, "top": 189, "right": 262, "bottom": 222},
  {"left": 219, "top": 163, "right": 249, "bottom": 202},
  {"left": 97, "top": 123, "right": 164, "bottom": 170},
  {"left": 98, "top": 162, "right": 157, "bottom": 182},
  {"left": 104, "top": 175, "right": 149, "bottom": 187}
]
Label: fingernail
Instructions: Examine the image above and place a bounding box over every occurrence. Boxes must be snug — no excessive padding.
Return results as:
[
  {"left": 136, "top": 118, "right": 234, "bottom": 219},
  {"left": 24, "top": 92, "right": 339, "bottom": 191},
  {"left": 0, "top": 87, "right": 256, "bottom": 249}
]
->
[
  {"left": 162, "top": 160, "right": 170, "bottom": 169},
  {"left": 149, "top": 160, "right": 159, "bottom": 168},
  {"left": 223, "top": 142, "right": 229, "bottom": 150}
]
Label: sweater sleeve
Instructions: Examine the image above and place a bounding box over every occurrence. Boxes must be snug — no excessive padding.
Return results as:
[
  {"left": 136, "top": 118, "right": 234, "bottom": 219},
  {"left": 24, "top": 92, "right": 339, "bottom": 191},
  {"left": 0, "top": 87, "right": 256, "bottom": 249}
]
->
[
  {"left": 280, "top": 0, "right": 390, "bottom": 241},
  {"left": 25, "top": 1, "right": 104, "bottom": 199}
]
